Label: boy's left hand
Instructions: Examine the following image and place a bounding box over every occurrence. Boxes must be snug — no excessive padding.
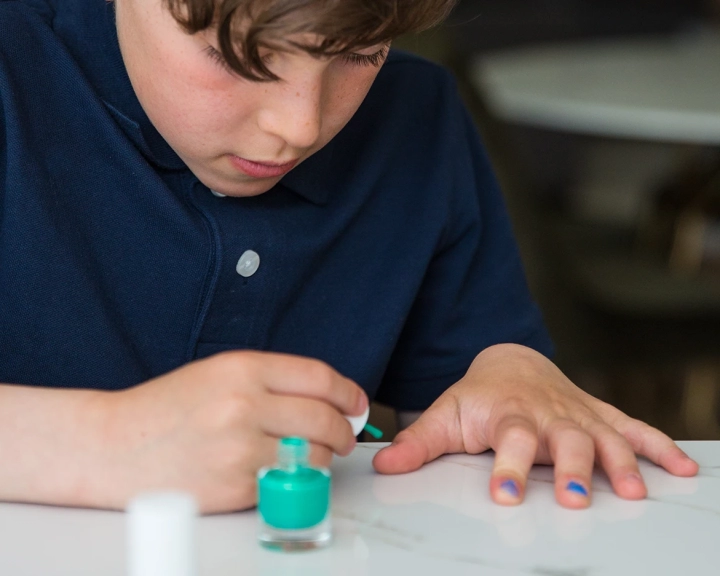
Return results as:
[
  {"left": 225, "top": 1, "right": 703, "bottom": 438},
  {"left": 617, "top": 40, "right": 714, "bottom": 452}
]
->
[{"left": 372, "top": 343, "right": 699, "bottom": 508}]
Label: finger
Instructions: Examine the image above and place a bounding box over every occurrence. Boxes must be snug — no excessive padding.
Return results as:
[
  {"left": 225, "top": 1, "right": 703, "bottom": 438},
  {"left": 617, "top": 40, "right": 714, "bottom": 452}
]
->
[
  {"left": 260, "top": 395, "right": 356, "bottom": 455},
  {"left": 249, "top": 352, "right": 368, "bottom": 418},
  {"left": 373, "top": 409, "right": 453, "bottom": 474},
  {"left": 588, "top": 421, "right": 647, "bottom": 500},
  {"left": 308, "top": 443, "right": 334, "bottom": 469},
  {"left": 255, "top": 434, "right": 283, "bottom": 469},
  {"left": 489, "top": 416, "right": 539, "bottom": 506},
  {"left": 203, "top": 433, "right": 278, "bottom": 513},
  {"left": 548, "top": 420, "right": 595, "bottom": 509},
  {"left": 618, "top": 418, "right": 699, "bottom": 477},
  {"left": 258, "top": 437, "right": 333, "bottom": 469}
]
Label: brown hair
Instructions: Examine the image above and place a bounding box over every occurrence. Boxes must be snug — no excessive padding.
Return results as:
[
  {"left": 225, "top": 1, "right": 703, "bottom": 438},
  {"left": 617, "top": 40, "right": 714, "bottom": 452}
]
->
[{"left": 164, "top": 0, "right": 457, "bottom": 81}]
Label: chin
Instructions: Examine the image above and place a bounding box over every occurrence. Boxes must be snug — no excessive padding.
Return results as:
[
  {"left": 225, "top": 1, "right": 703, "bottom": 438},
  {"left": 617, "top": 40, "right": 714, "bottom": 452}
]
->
[
  {"left": 194, "top": 169, "right": 279, "bottom": 198},
  {"left": 221, "top": 187, "right": 273, "bottom": 198},
  {"left": 222, "top": 178, "right": 279, "bottom": 197}
]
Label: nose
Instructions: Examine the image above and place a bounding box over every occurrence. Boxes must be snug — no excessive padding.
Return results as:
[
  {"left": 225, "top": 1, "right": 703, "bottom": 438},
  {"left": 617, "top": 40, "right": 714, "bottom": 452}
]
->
[{"left": 257, "top": 74, "right": 323, "bottom": 150}]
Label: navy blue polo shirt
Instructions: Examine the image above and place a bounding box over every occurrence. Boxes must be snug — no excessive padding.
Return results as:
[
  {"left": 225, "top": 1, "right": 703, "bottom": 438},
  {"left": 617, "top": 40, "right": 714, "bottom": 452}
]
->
[{"left": 0, "top": 0, "right": 553, "bottom": 410}]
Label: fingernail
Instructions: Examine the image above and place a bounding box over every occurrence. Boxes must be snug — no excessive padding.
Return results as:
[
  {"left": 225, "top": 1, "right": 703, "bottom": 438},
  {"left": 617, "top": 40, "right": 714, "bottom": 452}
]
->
[
  {"left": 356, "top": 393, "right": 368, "bottom": 414},
  {"left": 625, "top": 473, "right": 643, "bottom": 484},
  {"left": 566, "top": 481, "right": 588, "bottom": 496},
  {"left": 500, "top": 479, "right": 520, "bottom": 498}
]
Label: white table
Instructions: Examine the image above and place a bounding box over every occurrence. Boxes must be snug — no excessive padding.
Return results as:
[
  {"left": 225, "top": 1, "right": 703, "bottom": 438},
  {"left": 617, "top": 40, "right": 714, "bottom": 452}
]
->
[
  {"left": 471, "top": 29, "right": 720, "bottom": 145},
  {"left": 1, "top": 441, "right": 719, "bottom": 575}
]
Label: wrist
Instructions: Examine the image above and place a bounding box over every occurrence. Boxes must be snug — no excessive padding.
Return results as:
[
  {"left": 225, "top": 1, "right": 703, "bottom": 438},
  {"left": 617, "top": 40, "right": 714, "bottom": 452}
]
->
[
  {"left": 0, "top": 385, "right": 123, "bottom": 508},
  {"left": 62, "top": 389, "right": 129, "bottom": 509}
]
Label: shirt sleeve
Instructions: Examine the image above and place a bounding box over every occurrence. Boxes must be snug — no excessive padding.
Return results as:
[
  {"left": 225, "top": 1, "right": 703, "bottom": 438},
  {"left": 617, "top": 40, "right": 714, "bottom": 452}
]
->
[{"left": 375, "top": 77, "right": 554, "bottom": 412}]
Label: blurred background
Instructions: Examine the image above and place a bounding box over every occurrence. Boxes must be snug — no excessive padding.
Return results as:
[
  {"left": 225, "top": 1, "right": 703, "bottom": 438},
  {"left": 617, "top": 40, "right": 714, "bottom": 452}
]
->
[{"left": 368, "top": 0, "right": 720, "bottom": 441}]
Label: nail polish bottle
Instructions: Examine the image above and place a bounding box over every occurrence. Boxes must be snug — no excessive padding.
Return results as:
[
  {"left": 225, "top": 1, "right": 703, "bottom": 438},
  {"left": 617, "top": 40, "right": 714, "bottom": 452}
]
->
[
  {"left": 257, "top": 437, "right": 332, "bottom": 551},
  {"left": 127, "top": 491, "right": 198, "bottom": 576}
]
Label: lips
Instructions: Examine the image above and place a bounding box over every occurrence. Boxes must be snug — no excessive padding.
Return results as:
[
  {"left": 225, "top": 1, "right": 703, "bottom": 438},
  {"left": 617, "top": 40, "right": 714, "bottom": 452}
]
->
[{"left": 228, "top": 155, "right": 298, "bottom": 178}]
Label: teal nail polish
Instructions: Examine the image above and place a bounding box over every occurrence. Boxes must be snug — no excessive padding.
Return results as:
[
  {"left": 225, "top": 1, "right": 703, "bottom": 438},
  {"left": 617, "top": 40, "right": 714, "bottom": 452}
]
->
[
  {"left": 566, "top": 481, "right": 588, "bottom": 496},
  {"left": 363, "top": 423, "right": 384, "bottom": 439},
  {"left": 257, "top": 437, "right": 331, "bottom": 551}
]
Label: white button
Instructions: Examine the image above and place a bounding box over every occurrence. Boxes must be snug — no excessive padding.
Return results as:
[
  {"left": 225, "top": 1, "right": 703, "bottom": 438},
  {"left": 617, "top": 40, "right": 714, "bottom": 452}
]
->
[
  {"left": 210, "top": 189, "right": 226, "bottom": 197},
  {"left": 236, "top": 250, "right": 260, "bottom": 277}
]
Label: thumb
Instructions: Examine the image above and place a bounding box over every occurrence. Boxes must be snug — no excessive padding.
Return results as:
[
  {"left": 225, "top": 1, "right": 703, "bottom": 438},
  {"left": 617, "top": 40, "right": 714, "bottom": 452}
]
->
[{"left": 372, "top": 409, "right": 454, "bottom": 474}]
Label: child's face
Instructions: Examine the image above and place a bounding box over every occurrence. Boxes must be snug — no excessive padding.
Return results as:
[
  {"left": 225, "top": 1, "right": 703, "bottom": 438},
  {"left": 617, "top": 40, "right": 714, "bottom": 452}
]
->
[{"left": 115, "top": 0, "right": 388, "bottom": 197}]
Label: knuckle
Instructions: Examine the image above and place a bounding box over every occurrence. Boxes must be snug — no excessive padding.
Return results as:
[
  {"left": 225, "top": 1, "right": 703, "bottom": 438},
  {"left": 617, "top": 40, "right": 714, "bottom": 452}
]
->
[
  {"left": 551, "top": 403, "right": 570, "bottom": 420},
  {"left": 595, "top": 430, "right": 635, "bottom": 462},
  {"left": 547, "top": 419, "right": 594, "bottom": 449},
  {"left": 200, "top": 392, "right": 256, "bottom": 431},
  {"left": 503, "top": 425, "right": 538, "bottom": 448},
  {"left": 487, "top": 399, "right": 533, "bottom": 431},
  {"left": 224, "top": 393, "right": 256, "bottom": 424},
  {"left": 304, "top": 359, "right": 336, "bottom": 396},
  {"left": 621, "top": 418, "right": 656, "bottom": 449},
  {"left": 546, "top": 396, "right": 574, "bottom": 420},
  {"left": 576, "top": 411, "right": 605, "bottom": 432},
  {"left": 498, "top": 397, "right": 532, "bottom": 416},
  {"left": 547, "top": 418, "right": 579, "bottom": 435},
  {"left": 595, "top": 400, "right": 632, "bottom": 427},
  {"left": 314, "top": 405, "right": 339, "bottom": 437},
  {"left": 601, "top": 423, "right": 634, "bottom": 447},
  {"left": 211, "top": 350, "right": 256, "bottom": 380}
]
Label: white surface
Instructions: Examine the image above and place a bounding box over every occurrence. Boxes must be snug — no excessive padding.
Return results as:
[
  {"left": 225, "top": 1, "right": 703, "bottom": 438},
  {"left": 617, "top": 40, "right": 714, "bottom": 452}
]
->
[
  {"left": 126, "top": 492, "right": 197, "bottom": 576},
  {"left": 1, "top": 441, "right": 719, "bottom": 575},
  {"left": 471, "top": 30, "right": 720, "bottom": 144},
  {"left": 345, "top": 406, "right": 370, "bottom": 436}
]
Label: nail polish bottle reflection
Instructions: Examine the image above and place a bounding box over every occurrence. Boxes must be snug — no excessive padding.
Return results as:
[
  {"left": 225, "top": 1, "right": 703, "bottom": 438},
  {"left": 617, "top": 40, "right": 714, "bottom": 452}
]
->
[{"left": 257, "top": 437, "right": 332, "bottom": 551}]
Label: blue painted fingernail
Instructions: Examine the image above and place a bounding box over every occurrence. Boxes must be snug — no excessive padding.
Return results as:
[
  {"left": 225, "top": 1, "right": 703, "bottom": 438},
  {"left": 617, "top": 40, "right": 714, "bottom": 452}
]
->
[
  {"left": 566, "top": 481, "right": 588, "bottom": 496},
  {"left": 500, "top": 479, "right": 520, "bottom": 498}
]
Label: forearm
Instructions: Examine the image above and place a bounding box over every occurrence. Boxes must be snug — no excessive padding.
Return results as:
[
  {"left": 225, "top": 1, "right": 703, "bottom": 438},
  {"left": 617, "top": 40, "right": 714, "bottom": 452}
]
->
[{"left": 0, "top": 383, "right": 113, "bottom": 507}]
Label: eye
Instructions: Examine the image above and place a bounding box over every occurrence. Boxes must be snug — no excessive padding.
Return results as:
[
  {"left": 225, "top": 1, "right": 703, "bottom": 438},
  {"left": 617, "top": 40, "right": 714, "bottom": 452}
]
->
[
  {"left": 204, "top": 45, "right": 275, "bottom": 72},
  {"left": 342, "top": 46, "right": 389, "bottom": 68},
  {"left": 203, "top": 45, "right": 231, "bottom": 72}
]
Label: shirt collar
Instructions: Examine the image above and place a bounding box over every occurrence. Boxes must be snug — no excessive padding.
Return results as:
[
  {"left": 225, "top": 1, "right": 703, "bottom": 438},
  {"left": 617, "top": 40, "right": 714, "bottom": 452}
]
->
[
  {"left": 95, "top": 3, "right": 186, "bottom": 171},
  {"left": 278, "top": 140, "right": 337, "bottom": 206}
]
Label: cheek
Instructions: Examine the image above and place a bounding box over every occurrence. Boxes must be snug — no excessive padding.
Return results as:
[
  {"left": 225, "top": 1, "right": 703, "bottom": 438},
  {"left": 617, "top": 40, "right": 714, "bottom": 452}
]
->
[
  {"left": 322, "top": 67, "right": 380, "bottom": 134},
  {"left": 145, "top": 56, "right": 254, "bottom": 152},
  {"left": 117, "top": 3, "right": 255, "bottom": 162}
]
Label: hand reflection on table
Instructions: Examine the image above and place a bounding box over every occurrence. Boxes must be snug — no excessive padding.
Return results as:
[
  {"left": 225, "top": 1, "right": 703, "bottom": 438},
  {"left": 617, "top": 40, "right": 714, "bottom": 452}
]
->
[
  {"left": 254, "top": 534, "right": 370, "bottom": 576},
  {"left": 369, "top": 454, "right": 699, "bottom": 547}
]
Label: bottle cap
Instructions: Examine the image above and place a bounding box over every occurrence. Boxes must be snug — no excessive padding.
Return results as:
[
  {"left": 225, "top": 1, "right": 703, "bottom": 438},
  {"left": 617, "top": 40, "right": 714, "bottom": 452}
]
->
[
  {"left": 127, "top": 491, "right": 198, "bottom": 576},
  {"left": 345, "top": 406, "right": 370, "bottom": 436}
]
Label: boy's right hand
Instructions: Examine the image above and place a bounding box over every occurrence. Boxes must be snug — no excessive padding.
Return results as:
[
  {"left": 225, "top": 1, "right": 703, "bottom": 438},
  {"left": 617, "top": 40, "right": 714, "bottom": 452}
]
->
[{"left": 93, "top": 351, "right": 366, "bottom": 513}]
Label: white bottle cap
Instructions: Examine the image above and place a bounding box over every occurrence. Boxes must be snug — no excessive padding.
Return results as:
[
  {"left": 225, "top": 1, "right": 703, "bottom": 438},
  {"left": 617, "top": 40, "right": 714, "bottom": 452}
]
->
[
  {"left": 345, "top": 406, "right": 370, "bottom": 436},
  {"left": 127, "top": 491, "right": 198, "bottom": 576}
]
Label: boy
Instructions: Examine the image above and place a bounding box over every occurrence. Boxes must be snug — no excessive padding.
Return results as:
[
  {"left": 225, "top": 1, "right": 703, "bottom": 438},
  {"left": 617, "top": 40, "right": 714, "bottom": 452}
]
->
[{"left": 0, "top": 0, "right": 697, "bottom": 513}]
